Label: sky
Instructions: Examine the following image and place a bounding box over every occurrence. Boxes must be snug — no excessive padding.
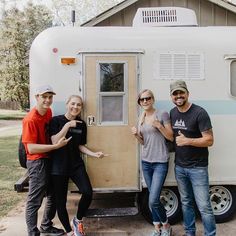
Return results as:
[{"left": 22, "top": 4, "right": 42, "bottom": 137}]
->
[
  {"left": 0, "top": 0, "right": 124, "bottom": 24},
  {"left": 2, "top": 0, "right": 52, "bottom": 10}
]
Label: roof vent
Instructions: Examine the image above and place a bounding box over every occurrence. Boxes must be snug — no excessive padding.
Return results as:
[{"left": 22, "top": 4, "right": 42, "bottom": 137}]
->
[{"left": 132, "top": 7, "right": 198, "bottom": 27}]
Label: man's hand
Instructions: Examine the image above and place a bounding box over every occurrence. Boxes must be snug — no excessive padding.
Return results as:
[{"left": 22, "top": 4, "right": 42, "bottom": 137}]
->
[
  {"left": 176, "top": 130, "right": 189, "bottom": 146},
  {"left": 55, "top": 136, "right": 72, "bottom": 149}
]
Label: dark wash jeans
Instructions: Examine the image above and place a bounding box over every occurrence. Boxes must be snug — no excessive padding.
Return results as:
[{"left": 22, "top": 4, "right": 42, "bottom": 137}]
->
[
  {"left": 142, "top": 160, "right": 168, "bottom": 224},
  {"left": 26, "top": 158, "right": 56, "bottom": 236}
]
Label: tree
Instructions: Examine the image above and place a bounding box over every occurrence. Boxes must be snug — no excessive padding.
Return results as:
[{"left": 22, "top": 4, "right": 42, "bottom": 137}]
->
[
  {"left": 0, "top": 3, "right": 53, "bottom": 109},
  {"left": 51, "top": 0, "right": 123, "bottom": 26}
]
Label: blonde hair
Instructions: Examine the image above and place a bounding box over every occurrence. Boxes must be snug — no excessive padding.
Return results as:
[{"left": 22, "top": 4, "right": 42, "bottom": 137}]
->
[
  {"left": 66, "top": 95, "right": 83, "bottom": 106},
  {"left": 66, "top": 95, "right": 84, "bottom": 118},
  {"left": 137, "top": 89, "right": 155, "bottom": 134},
  {"left": 137, "top": 89, "right": 155, "bottom": 105}
]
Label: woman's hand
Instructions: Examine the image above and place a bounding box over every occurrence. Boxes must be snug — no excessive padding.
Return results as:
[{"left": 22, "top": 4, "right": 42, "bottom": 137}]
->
[
  {"left": 131, "top": 126, "right": 138, "bottom": 135},
  {"left": 66, "top": 120, "right": 82, "bottom": 128},
  {"left": 94, "top": 152, "right": 105, "bottom": 159},
  {"left": 131, "top": 126, "right": 144, "bottom": 145},
  {"left": 152, "top": 119, "right": 162, "bottom": 130}
]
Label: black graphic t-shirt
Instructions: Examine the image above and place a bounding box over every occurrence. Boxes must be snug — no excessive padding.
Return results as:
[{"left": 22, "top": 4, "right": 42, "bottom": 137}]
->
[
  {"left": 170, "top": 104, "right": 212, "bottom": 168},
  {"left": 49, "top": 115, "right": 87, "bottom": 175}
]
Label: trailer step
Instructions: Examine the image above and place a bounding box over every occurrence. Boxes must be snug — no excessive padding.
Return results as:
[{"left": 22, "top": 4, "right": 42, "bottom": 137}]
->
[
  {"left": 14, "top": 172, "right": 29, "bottom": 192},
  {"left": 86, "top": 207, "right": 139, "bottom": 218}
]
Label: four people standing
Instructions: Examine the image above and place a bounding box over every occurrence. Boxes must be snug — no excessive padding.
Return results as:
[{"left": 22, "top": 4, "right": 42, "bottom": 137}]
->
[
  {"left": 22, "top": 82, "right": 216, "bottom": 235},
  {"left": 131, "top": 89, "right": 173, "bottom": 236}
]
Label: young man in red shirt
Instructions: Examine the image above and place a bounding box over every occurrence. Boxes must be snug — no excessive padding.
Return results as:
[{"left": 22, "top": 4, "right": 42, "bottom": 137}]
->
[{"left": 22, "top": 85, "right": 71, "bottom": 236}]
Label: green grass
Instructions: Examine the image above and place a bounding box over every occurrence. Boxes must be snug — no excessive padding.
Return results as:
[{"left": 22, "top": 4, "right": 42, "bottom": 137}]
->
[
  {"left": 0, "top": 135, "right": 27, "bottom": 218},
  {"left": 0, "top": 109, "right": 27, "bottom": 120}
]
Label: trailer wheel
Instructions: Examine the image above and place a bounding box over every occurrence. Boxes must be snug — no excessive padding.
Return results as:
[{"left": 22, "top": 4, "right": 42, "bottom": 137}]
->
[
  {"left": 139, "top": 187, "right": 182, "bottom": 224},
  {"left": 210, "top": 185, "right": 236, "bottom": 223}
]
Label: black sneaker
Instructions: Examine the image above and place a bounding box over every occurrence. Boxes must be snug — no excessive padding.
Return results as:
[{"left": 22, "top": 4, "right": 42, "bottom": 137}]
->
[{"left": 40, "top": 226, "right": 65, "bottom": 236}]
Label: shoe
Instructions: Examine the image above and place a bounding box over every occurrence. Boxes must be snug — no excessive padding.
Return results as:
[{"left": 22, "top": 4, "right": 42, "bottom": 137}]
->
[
  {"left": 161, "top": 227, "right": 172, "bottom": 236},
  {"left": 71, "top": 217, "right": 86, "bottom": 236},
  {"left": 40, "top": 226, "right": 65, "bottom": 236},
  {"left": 67, "top": 231, "right": 75, "bottom": 236},
  {"left": 151, "top": 229, "right": 161, "bottom": 236}
]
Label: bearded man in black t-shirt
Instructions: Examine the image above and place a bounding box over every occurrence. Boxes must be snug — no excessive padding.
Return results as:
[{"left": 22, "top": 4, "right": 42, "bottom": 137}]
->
[{"left": 169, "top": 80, "right": 216, "bottom": 236}]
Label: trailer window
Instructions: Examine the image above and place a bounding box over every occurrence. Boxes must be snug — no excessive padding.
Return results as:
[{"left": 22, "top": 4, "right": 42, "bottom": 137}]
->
[
  {"left": 98, "top": 62, "right": 127, "bottom": 124},
  {"left": 100, "top": 63, "right": 124, "bottom": 92},
  {"left": 230, "top": 60, "right": 236, "bottom": 97}
]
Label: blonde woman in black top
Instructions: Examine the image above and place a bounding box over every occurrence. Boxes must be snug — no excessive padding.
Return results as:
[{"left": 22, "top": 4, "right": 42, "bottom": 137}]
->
[{"left": 49, "top": 95, "right": 104, "bottom": 236}]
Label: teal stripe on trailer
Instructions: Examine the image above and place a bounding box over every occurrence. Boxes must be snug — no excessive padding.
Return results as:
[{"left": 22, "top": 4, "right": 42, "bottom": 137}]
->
[{"left": 156, "top": 100, "right": 236, "bottom": 115}]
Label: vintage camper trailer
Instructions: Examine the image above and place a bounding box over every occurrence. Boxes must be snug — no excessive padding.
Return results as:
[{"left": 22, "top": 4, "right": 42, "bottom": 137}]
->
[{"left": 28, "top": 7, "right": 236, "bottom": 223}]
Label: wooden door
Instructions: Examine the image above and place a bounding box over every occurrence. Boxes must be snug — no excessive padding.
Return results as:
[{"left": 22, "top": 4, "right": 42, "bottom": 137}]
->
[{"left": 84, "top": 55, "right": 140, "bottom": 191}]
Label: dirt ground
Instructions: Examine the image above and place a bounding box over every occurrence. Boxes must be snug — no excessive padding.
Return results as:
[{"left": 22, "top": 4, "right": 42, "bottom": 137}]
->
[
  {"left": 0, "top": 192, "right": 236, "bottom": 236},
  {"left": 0, "top": 121, "right": 236, "bottom": 235}
]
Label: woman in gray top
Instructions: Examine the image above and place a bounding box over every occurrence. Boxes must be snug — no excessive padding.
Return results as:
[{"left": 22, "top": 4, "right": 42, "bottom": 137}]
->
[{"left": 131, "top": 89, "right": 173, "bottom": 236}]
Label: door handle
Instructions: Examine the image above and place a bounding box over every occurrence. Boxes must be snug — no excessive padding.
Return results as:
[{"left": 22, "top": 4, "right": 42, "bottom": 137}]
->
[{"left": 87, "top": 115, "right": 96, "bottom": 126}]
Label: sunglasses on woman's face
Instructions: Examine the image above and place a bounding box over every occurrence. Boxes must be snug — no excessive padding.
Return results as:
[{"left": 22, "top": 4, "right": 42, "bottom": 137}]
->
[{"left": 139, "top": 96, "right": 152, "bottom": 102}]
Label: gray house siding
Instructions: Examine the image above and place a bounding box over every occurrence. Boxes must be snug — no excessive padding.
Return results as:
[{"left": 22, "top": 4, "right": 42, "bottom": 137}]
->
[{"left": 95, "top": 0, "right": 236, "bottom": 26}]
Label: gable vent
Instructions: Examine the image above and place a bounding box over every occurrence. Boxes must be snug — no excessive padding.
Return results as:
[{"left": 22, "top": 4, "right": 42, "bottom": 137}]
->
[{"left": 133, "top": 7, "right": 198, "bottom": 27}]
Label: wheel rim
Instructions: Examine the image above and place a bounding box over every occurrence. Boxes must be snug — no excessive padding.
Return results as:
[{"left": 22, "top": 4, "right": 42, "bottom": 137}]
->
[
  {"left": 209, "top": 186, "right": 233, "bottom": 216},
  {"left": 160, "top": 189, "right": 179, "bottom": 217}
]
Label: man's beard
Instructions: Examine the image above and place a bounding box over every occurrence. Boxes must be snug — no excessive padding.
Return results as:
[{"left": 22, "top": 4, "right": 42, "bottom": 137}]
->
[{"left": 174, "top": 98, "right": 186, "bottom": 107}]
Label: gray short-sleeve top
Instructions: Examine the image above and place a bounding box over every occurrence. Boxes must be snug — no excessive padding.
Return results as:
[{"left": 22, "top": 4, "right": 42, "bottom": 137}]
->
[{"left": 140, "top": 110, "right": 170, "bottom": 163}]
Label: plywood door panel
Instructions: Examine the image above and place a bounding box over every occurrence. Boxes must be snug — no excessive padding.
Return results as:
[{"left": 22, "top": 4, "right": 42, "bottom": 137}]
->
[{"left": 84, "top": 55, "right": 139, "bottom": 190}]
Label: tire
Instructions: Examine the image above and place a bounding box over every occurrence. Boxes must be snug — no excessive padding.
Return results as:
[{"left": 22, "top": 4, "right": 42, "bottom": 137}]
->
[
  {"left": 139, "top": 187, "right": 182, "bottom": 225},
  {"left": 210, "top": 185, "right": 236, "bottom": 223}
]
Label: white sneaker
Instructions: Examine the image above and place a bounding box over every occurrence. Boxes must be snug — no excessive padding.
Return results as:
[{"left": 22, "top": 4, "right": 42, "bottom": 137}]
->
[
  {"left": 161, "top": 227, "right": 172, "bottom": 236},
  {"left": 151, "top": 229, "right": 161, "bottom": 236}
]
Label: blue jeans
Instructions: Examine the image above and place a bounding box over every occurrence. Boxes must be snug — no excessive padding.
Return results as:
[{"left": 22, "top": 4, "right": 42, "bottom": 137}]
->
[
  {"left": 175, "top": 165, "right": 216, "bottom": 236},
  {"left": 142, "top": 161, "right": 168, "bottom": 224}
]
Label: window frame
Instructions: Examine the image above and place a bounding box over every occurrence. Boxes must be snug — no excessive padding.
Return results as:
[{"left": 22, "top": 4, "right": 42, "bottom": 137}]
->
[
  {"left": 230, "top": 60, "right": 236, "bottom": 98},
  {"left": 96, "top": 60, "right": 128, "bottom": 126}
]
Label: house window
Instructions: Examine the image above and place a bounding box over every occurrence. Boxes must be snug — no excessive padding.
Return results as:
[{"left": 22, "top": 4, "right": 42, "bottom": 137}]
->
[
  {"left": 230, "top": 60, "right": 236, "bottom": 97},
  {"left": 98, "top": 62, "right": 127, "bottom": 124}
]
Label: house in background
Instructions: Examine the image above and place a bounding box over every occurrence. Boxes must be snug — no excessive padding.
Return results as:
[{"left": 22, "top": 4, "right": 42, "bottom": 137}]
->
[{"left": 82, "top": 0, "right": 236, "bottom": 26}]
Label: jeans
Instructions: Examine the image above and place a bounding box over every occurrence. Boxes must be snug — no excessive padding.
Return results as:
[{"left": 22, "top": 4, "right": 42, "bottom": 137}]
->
[
  {"left": 26, "top": 159, "right": 56, "bottom": 236},
  {"left": 175, "top": 165, "right": 216, "bottom": 236},
  {"left": 142, "top": 161, "right": 168, "bottom": 224}
]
